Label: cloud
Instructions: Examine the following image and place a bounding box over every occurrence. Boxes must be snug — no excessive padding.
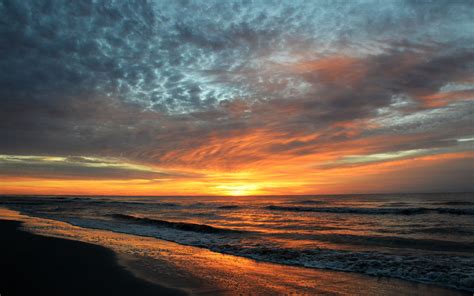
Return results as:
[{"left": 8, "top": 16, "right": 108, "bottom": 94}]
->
[
  {"left": 0, "top": 154, "right": 199, "bottom": 180},
  {"left": 0, "top": 0, "right": 473, "bottom": 193}
]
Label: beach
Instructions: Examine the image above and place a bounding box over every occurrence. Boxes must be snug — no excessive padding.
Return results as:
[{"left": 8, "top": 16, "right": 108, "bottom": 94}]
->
[
  {"left": 0, "top": 207, "right": 469, "bottom": 295},
  {"left": 0, "top": 219, "right": 185, "bottom": 296}
]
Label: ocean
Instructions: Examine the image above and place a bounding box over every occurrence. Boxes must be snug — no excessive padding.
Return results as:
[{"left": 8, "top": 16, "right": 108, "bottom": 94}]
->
[{"left": 1, "top": 193, "right": 473, "bottom": 292}]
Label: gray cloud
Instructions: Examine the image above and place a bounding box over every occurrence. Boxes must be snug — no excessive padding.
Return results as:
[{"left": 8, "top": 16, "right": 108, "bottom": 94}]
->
[{"left": 1, "top": 0, "right": 472, "bottom": 109}]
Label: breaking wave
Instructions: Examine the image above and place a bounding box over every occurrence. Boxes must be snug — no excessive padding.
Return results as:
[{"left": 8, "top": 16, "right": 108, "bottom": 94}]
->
[
  {"left": 294, "top": 233, "right": 474, "bottom": 253},
  {"left": 110, "top": 214, "right": 242, "bottom": 234},
  {"left": 212, "top": 245, "right": 474, "bottom": 292}
]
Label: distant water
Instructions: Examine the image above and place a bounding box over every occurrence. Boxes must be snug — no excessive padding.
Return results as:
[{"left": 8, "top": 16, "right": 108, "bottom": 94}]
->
[{"left": 2, "top": 193, "right": 474, "bottom": 292}]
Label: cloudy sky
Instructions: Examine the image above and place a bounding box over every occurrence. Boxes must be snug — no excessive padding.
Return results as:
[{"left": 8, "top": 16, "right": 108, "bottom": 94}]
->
[{"left": 0, "top": 0, "right": 473, "bottom": 195}]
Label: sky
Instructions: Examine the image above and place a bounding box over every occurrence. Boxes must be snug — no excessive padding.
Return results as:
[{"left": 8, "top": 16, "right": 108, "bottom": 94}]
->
[{"left": 0, "top": 0, "right": 473, "bottom": 196}]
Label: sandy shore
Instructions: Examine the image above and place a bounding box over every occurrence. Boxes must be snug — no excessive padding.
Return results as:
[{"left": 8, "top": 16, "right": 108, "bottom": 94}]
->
[
  {"left": 0, "top": 219, "right": 186, "bottom": 296},
  {"left": 0, "top": 208, "right": 469, "bottom": 295}
]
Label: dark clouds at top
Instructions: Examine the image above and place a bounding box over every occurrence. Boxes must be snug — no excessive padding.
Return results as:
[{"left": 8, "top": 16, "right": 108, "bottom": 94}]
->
[{"left": 0, "top": 0, "right": 473, "bottom": 192}]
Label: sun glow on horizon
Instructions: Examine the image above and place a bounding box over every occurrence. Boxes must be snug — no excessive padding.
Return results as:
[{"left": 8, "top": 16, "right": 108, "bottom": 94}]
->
[
  {"left": 214, "top": 184, "right": 261, "bottom": 196},
  {"left": 0, "top": 151, "right": 473, "bottom": 196}
]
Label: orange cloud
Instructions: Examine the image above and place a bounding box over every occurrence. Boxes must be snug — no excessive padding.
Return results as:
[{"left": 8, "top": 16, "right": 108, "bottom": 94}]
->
[
  {"left": 2, "top": 139, "right": 471, "bottom": 196},
  {"left": 418, "top": 89, "right": 474, "bottom": 107}
]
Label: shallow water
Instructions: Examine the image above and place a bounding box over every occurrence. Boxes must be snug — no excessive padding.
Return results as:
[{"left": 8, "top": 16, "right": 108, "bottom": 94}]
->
[{"left": 1, "top": 193, "right": 473, "bottom": 292}]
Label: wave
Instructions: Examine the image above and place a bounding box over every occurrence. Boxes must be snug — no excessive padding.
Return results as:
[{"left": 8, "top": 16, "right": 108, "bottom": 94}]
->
[
  {"left": 430, "top": 201, "right": 474, "bottom": 206},
  {"left": 0, "top": 197, "right": 180, "bottom": 208},
  {"left": 109, "top": 214, "right": 242, "bottom": 234},
  {"left": 109, "top": 213, "right": 474, "bottom": 252},
  {"left": 298, "top": 233, "right": 474, "bottom": 253},
  {"left": 218, "top": 205, "right": 240, "bottom": 209},
  {"left": 287, "top": 200, "right": 327, "bottom": 205},
  {"left": 0, "top": 201, "right": 45, "bottom": 206},
  {"left": 266, "top": 205, "right": 474, "bottom": 215},
  {"left": 213, "top": 245, "right": 474, "bottom": 292},
  {"left": 88, "top": 200, "right": 180, "bottom": 207},
  {"left": 408, "top": 227, "right": 474, "bottom": 236},
  {"left": 436, "top": 208, "right": 474, "bottom": 215}
]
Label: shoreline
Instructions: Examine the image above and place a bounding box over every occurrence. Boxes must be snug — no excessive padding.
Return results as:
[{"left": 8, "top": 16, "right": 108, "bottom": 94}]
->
[
  {"left": 0, "top": 219, "right": 186, "bottom": 296},
  {"left": 1, "top": 208, "right": 470, "bottom": 295}
]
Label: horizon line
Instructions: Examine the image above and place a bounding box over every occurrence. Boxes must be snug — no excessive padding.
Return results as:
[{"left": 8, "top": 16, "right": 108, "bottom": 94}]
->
[{"left": 1, "top": 191, "right": 472, "bottom": 198}]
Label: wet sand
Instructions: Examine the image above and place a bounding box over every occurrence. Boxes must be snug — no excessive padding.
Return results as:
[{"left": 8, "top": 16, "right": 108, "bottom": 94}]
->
[
  {"left": 0, "top": 219, "right": 186, "bottom": 296},
  {"left": 0, "top": 208, "right": 469, "bottom": 295}
]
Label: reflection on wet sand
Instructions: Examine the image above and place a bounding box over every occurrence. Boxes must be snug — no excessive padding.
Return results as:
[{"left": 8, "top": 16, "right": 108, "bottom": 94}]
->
[{"left": 0, "top": 208, "right": 466, "bottom": 295}]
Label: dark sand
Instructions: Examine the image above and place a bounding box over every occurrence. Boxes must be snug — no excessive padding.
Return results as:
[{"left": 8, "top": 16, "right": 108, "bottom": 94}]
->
[{"left": 0, "top": 219, "right": 186, "bottom": 296}]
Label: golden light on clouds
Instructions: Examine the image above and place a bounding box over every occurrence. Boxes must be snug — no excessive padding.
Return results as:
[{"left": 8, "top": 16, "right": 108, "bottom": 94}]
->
[{"left": 1, "top": 149, "right": 472, "bottom": 196}]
